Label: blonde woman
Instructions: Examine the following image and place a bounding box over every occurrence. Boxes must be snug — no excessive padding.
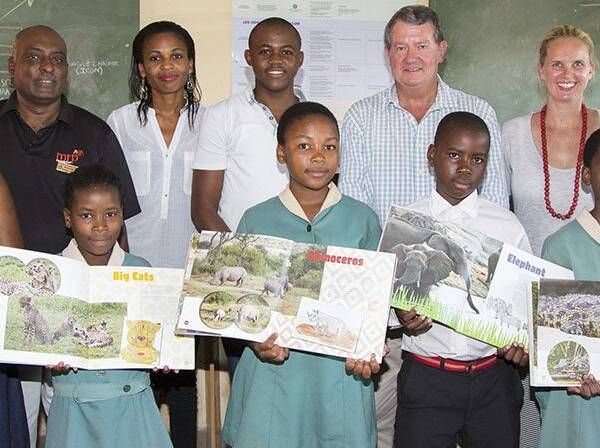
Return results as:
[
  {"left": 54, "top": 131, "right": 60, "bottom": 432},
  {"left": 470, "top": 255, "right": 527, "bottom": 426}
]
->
[
  {"left": 503, "top": 26, "right": 599, "bottom": 255},
  {"left": 502, "top": 25, "right": 599, "bottom": 448}
]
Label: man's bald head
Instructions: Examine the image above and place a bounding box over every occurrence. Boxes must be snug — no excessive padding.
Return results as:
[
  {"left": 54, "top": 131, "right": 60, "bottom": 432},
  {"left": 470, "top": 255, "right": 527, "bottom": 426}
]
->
[
  {"left": 248, "top": 17, "right": 301, "bottom": 50},
  {"left": 9, "top": 24, "right": 68, "bottom": 106},
  {"left": 13, "top": 25, "right": 66, "bottom": 55}
]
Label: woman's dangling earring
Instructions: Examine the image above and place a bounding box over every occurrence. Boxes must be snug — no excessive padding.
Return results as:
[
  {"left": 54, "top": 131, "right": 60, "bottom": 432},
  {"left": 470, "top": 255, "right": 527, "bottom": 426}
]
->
[
  {"left": 186, "top": 73, "right": 194, "bottom": 92},
  {"left": 139, "top": 76, "right": 149, "bottom": 101}
]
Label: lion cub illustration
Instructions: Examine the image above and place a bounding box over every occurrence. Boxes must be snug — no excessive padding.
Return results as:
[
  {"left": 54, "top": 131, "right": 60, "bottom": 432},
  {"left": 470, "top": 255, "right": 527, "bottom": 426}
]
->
[{"left": 120, "top": 320, "right": 161, "bottom": 365}]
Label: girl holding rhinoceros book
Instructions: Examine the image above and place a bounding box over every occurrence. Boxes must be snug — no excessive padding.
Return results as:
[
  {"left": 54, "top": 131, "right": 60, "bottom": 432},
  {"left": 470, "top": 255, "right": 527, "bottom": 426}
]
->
[{"left": 222, "top": 102, "right": 385, "bottom": 448}]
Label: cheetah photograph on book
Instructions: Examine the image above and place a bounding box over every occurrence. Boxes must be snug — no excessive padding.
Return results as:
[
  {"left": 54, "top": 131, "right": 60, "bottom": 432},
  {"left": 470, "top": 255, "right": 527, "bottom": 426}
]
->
[{"left": 0, "top": 245, "right": 193, "bottom": 370}]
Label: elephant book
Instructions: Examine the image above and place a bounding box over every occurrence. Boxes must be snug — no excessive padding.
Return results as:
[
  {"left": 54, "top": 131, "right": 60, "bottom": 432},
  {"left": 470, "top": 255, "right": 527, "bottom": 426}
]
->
[
  {"left": 175, "top": 231, "right": 396, "bottom": 362},
  {"left": 381, "top": 206, "right": 573, "bottom": 348},
  {"left": 529, "top": 279, "right": 600, "bottom": 387},
  {"left": 0, "top": 245, "right": 194, "bottom": 370}
]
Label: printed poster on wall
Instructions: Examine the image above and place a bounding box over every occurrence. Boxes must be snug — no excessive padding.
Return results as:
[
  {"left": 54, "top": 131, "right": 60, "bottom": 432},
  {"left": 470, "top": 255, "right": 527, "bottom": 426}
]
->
[{"left": 232, "top": 0, "right": 414, "bottom": 119}]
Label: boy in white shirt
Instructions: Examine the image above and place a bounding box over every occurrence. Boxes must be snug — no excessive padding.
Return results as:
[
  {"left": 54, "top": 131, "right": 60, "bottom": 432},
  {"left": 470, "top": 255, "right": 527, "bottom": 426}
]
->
[
  {"left": 395, "top": 112, "right": 529, "bottom": 448},
  {"left": 191, "top": 17, "right": 304, "bottom": 233}
]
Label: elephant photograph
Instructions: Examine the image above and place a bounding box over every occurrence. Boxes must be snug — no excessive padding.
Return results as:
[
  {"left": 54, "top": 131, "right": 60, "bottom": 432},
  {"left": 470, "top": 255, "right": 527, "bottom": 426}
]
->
[{"left": 380, "top": 207, "right": 503, "bottom": 314}]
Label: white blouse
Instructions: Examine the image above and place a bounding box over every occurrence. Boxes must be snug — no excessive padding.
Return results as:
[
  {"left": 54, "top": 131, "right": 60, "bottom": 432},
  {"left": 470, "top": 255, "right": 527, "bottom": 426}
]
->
[{"left": 107, "top": 102, "right": 203, "bottom": 269}]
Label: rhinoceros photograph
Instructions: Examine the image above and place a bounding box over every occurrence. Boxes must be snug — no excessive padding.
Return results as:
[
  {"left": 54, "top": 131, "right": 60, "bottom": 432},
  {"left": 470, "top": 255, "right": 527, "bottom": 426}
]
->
[{"left": 184, "top": 232, "right": 328, "bottom": 327}]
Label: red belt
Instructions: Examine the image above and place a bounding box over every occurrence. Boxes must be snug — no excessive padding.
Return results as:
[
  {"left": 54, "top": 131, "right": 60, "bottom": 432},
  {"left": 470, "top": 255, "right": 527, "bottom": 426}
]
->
[{"left": 408, "top": 352, "right": 497, "bottom": 372}]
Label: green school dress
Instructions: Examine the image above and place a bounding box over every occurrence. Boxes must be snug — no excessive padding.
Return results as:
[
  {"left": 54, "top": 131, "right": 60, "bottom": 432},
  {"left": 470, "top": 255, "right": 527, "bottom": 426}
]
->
[
  {"left": 222, "top": 185, "right": 381, "bottom": 448},
  {"left": 538, "top": 210, "right": 600, "bottom": 448},
  {"left": 45, "top": 240, "right": 172, "bottom": 448}
]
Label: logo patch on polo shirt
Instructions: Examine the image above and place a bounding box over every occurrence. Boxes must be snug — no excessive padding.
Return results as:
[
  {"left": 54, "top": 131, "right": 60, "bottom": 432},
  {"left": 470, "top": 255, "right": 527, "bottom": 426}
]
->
[{"left": 56, "top": 148, "right": 85, "bottom": 174}]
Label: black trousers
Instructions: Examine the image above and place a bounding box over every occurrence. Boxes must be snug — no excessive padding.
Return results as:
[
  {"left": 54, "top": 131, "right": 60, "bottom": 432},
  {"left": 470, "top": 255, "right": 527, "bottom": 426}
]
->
[
  {"left": 0, "top": 364, "right": 29, "bottom": 448},
  {"left": 394, "top": 356, "right": 523, "bottom": 448},
  {"left": 152, "top": 369, "right": 198, "bottom": 448}
]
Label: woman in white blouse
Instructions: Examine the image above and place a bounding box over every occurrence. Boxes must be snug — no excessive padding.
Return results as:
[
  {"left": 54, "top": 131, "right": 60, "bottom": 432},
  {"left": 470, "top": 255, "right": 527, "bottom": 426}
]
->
[{"left": 107, "top": 21, "right": 202, "bottom": 448}]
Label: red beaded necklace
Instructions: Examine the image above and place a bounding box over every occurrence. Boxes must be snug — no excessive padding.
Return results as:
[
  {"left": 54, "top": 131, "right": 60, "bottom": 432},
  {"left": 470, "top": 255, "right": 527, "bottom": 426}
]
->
[{"left": 540, "top": 104, "right": 588, "bottom": 220}]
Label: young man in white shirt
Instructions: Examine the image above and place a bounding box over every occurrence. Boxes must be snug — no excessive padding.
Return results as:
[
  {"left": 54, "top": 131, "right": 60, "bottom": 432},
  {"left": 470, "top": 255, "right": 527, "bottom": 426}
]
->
[
  {"left": 191, "top": 17, "right": 304, "bottom": 233},
  {"left": 394, "top": 112, "right": 529, "bottom": 448},
  {"left": 191, "top": 17, "right": 304, "bottom": 374}
]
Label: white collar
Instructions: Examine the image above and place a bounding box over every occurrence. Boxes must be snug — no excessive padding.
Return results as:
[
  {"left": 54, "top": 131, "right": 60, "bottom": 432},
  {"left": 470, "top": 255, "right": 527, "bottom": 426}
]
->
[
  {"left": 146, "top": 98, "right": 189, "bottom": 117},
  {"left": 576, "top": 209, "right": 600, "bottom": 244},
  {"left": 63, "top": 239, "right": 125, "bottom": 266},
  {"left": 244, "top": 86, "right": 307, "bottom": 105},
  {"left": 278, "top": 182, "right": 342, "bottom": 222},
  {"left": 429, "top": 189, "right": 479, "bottom": 219}
]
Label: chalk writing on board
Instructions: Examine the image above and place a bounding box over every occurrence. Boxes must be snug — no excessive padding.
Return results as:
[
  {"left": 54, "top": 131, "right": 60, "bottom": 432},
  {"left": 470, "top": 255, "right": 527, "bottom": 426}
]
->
[
  {"left": 69, "top": 60, "right": 121, "bottom": 76},
  {"left": 0, "top": 0, "right": 34, "bottom": 75},
  {"left": 0, "top": 0, "right": 34, "bottom": 23},
  {"left": 0, "top": 78, "right": 10, "bottom": 97}
]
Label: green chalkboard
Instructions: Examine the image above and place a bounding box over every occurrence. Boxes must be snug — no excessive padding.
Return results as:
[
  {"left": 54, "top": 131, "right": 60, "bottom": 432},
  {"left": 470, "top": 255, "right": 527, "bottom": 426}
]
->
[
  {"left": 432, "top": 0, "right": 600, "bottom": 124},
  {"left": 0, "top": 0, "right": 138, "bottom": 119}
]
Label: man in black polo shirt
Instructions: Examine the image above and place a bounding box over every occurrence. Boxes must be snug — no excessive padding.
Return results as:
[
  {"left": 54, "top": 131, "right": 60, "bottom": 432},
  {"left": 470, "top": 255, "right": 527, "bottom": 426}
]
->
[
  {"left": 0, "top": 25, "right": 140, "bottom": 254},
  {"left": 0, "top": 25, "right": 140, "bottom": 446}
]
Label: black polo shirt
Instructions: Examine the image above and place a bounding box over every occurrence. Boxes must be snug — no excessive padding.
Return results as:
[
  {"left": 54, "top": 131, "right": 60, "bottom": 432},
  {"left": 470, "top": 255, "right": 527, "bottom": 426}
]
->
[{"left": 0, "top": 93, "right": 141, "bottom": 254}]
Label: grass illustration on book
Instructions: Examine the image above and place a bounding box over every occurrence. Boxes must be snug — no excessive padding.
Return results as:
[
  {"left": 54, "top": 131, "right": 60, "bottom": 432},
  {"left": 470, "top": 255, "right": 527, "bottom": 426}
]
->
[
  {"left": 456, "top": 317, "right": 527, "bottom": 348},
  {"left": 391, "top": 285, "right": 528, "bottom": 347},
  {"left": 390, "top": 285, "right": 450, "bottom": 320}
]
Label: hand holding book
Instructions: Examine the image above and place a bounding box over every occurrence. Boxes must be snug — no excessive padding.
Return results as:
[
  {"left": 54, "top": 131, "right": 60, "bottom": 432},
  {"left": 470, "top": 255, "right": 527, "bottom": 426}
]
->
[
  {"left": 396, "top": 308, "right": 432, "bottom": 336},
  {"left": 567, "top": 375, "right": 600, "bottom": 399},
  {"left": 251, "top": 332, "right": 289, "bottom": 364},
  {"left": 497, "top": 342, "right": 528, "bottom": 367}
]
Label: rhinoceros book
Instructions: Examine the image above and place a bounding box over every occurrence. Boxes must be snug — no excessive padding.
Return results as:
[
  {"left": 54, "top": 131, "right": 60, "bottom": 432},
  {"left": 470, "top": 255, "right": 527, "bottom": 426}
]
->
[
  {"left": 382, "top": 206, "right": 573, "bottom": 348},
  {"left": 529, "top": 279, "right": 600, "bottom": 387},
  {"left": 175, "top": 231, "right": 396, "bottom": 362}
]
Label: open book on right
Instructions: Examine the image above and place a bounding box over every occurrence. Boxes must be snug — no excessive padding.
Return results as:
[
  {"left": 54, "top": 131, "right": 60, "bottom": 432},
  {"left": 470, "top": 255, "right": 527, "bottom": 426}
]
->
[{"left": 529, "top": 279, "right": 600, "bottom": 387}]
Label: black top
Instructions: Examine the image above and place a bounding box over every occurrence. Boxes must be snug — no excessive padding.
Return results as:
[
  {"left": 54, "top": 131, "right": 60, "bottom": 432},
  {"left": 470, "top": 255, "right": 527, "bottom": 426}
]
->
[{"left": 0, "top": 93, "right": 141, "bottom": 254}]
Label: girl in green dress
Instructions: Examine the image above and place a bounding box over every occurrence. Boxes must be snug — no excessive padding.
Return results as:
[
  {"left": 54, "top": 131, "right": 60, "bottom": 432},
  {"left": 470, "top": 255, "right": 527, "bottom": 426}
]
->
[
  {"left": 223, "top": 102, "right": 384, "bottom": 448},
  {"left": 540, "top": 129, "right": 600, "bottom": 447},
  {"left": 45, "top": 164, "right": 173, "bottom": 448}
]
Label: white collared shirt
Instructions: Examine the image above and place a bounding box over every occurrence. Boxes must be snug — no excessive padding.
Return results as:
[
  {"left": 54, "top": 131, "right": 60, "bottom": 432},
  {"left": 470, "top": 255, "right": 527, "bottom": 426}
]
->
[
  {"left": 400, "top": 190, "right": 531, "bottom": 360},
  {"left": 63, "top": 239, "right": 125, "bottom": 266},
  {"left": 107, "top": 102, "right": 201, "bottom": 269},
  {"left": 192, "top": 87, "right": 305, "bottom": 231}
]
